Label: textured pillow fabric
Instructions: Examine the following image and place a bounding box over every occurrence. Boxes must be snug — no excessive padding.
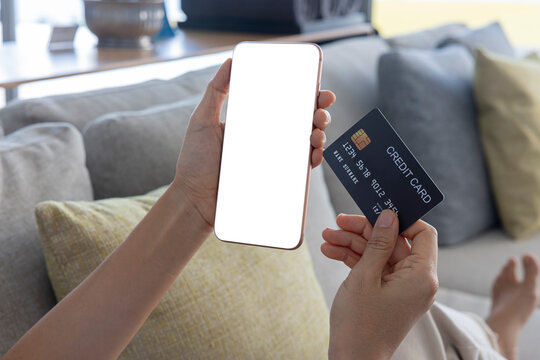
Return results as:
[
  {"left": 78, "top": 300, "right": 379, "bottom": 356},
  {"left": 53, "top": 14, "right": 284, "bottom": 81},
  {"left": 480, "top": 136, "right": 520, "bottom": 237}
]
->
[
  {"left": 386, "top": 23, "right": 468, "bottom": 49},
  {"left": 378, "top": 46, "right": 497, "bottom": 246},
  {"left": 438, "top": 22, "right": 514, "bottom": 57},
  {"left": 0, "top": 123, "right": 93, "bottom": 356},
  {"left": 0, "top": 66, "right": 218, "bottom": 135},
  {"left": 83, "top": 95, "right": 200, "bottom": 199},
  {"left": 35, "top": 187, "right": 330, "bottom": 359},
  {"left": 320, "top": 35, "right": 390, "bottom": 214},
  {"left": 474, "top": 50, "right": 540, "bottom": 238}
]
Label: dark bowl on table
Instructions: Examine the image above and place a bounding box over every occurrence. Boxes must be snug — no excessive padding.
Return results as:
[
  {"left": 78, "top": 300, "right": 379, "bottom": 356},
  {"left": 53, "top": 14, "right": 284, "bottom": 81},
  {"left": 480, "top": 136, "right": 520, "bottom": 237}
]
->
[{"left": 84, "top": 0, "right": 165, "bottom": 49}]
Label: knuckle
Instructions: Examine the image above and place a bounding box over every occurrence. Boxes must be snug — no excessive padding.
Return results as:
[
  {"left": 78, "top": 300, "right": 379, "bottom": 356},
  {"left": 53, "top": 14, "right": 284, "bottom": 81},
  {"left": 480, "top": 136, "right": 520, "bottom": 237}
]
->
[
  {"left": 428, "top": 277, "right": 439, "bottom": 296},
  {"left": 206, "top": 79, "right": 226, "bottom": 96},
  {"left": 367, "top": 233, "right": 393, "bottom": 252},
  {"left": 420, "top": 272, "right": 439, "bottom": 297},
  {"left": 424, "top": 223, "right": 438, "bottom": 239},
  {"left": 205, "top": 81, "right": 215, "bottom": 93}
]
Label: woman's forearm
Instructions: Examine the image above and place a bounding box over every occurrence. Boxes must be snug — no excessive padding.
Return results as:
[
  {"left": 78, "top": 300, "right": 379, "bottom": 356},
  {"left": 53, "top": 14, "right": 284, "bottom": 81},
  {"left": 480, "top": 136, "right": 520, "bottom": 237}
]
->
[{"left": 4, "top": 183, "right": 212, "bottom": 360}]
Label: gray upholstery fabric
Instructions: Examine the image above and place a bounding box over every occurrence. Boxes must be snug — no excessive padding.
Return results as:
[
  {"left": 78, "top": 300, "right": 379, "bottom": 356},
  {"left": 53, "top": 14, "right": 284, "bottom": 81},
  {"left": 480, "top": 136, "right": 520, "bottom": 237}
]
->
[
  {"left": 438, "top": 227, "right": 540, "bottom": 300},
  {"left": 83, "top": 95, "right": 201, "bottom": 199},
  {"left": 0, "top": 123, "right": 93, "bottom": 356},
  {"left": 320, "top": 35, "right": 390, "bottom": 215},
  {"left": 438, "top": 22, "right": 514, "bottom": 56},
  {"left": 304, "top": 166, "right": 348, "bottom": 306},
  {"left": 170, "top": 65, "right": 219, "bottom": 91},
  {"left": 0, "top": 66, "right": 219, "bottom": 135},
  {"left": 387, "top": 23, "right": 468, "bottom": 49},
  {"left": 378, "top": 46, "right": 497, "bottom": 246}
]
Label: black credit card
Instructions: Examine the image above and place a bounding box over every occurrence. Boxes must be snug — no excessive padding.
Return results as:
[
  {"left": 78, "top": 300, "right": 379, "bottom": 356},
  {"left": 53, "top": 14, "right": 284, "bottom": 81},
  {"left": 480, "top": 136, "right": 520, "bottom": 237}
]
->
[{"left": 324, "top": 108, "right": 444, "bottom": 233}]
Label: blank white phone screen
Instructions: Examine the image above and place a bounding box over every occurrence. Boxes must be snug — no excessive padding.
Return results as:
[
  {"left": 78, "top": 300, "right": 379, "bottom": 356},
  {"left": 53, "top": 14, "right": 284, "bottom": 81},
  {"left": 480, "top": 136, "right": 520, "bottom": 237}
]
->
[{"left": 214, "top": 42, "right": 321, "bottom": 249}]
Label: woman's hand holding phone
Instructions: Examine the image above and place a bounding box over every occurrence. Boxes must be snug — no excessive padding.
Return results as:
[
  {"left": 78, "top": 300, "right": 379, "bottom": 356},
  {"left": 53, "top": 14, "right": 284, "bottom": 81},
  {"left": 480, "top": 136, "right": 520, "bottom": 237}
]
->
[
  {"left": 322, "top": 211, "right": 439, "bottom": 360},
  {"left": 3, "top": 57, "right": 336, "bottom": 360},
  {"left": 172, "top": 58, "right": 335, "bottom": 229}
]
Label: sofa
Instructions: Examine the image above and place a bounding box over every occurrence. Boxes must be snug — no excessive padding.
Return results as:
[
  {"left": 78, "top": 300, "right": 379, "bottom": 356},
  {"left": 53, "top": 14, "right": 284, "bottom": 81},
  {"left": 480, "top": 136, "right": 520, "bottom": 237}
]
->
[{"left": 1, "top": 23, "right": 540, "bottom": 358}]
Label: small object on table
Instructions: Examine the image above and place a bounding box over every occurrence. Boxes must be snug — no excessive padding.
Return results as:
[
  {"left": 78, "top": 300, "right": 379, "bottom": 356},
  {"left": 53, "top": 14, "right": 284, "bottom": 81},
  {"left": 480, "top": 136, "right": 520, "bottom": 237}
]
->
[
  {"left": 84, "top": 0, "right": 165, "bottom": 49},
  {"left": 153, "top": 2, "right": 176, "bottom": 40},
  {"left": 48, "top": 25, "right": 79, "bottom": 52}
]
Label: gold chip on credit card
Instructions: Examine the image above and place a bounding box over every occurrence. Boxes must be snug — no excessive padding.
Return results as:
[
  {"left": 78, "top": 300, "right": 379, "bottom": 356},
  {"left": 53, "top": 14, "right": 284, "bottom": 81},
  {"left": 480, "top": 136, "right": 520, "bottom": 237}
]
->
[{"left": 351, "top": 129, "right": 371, "bottom": 151}]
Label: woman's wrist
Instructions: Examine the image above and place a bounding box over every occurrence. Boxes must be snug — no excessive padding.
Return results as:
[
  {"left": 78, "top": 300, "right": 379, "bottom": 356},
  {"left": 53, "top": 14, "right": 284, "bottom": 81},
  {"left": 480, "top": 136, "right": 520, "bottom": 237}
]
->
[
  {"left": 168, "top": 179, "right": 214, "bottom": 234},
  {"left": 329, "top": 334, "right": 392, "bottom": 360}
]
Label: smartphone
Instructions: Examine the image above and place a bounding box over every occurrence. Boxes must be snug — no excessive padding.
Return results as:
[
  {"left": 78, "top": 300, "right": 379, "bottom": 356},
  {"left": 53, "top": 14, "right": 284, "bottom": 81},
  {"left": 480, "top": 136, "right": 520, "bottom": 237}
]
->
[{"left": 214, "top": 41, "right": 322, "bottom": 249}]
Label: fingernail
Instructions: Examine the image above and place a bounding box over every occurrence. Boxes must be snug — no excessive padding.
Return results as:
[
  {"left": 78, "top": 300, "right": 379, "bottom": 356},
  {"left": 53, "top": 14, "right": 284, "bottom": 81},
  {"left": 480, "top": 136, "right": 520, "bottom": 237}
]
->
[
  {"left": 324, "top": 110, "right": 331, "bottom": 125},
  {"left": 376, "top": 210, "right": 395, "bottom": 228}
]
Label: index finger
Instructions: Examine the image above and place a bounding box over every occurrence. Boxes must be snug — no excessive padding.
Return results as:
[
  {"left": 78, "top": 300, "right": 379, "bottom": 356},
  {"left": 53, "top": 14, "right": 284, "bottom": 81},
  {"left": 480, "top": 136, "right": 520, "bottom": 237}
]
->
[
  {"left": 402, "top": 220, "right": 438, "bottom": 260},
  {"left": 318, "top": 90, "right": 335, "bottom": 109}
]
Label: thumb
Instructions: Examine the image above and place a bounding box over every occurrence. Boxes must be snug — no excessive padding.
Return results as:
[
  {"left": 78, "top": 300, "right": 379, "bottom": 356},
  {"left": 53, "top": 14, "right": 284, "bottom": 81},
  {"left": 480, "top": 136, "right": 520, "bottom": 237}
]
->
[
  {"left": 193, "top": 58, "right": 232, "bottom": 124},
  {"left": 353, "top": 210, "right": 399, "bottom": 285}
]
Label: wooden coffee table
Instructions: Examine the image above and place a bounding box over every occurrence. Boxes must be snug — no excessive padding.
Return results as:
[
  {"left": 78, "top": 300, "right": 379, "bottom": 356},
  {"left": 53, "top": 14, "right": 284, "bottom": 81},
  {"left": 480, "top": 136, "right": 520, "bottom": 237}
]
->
[{"left": 0, "top": 24, "right": 374, "bottom": 102}]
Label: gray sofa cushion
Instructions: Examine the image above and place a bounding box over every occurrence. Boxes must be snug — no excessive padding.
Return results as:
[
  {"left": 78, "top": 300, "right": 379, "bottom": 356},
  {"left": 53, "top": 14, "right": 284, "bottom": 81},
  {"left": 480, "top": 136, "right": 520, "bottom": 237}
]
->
[
  {"left": 378, "top": 46, "right": 497, "bottom": 246},
  {"left": 0, "top": 66, "right": 219, "bottom": 135},
  {"left": 320, "top": 35, "right": 390, "bottom": 215},
  {"left": 83, "top": 95, "right": 201, "bottom": 199},
  {"left": 387, "top": 23, "right": 468, "bottom": 49},
  {"left": 438, "top": 22, "right": 514, "bottom": 56},
  {"left": 304, "top": 166, "right": 348, "bottom": 306},
  {"left": 170, "top": 65, "right": 219, "bottom": 91},
  {"left": 0, "top": 123, "right": 93, "bottom": 356},
  {"left": 438, "top": 227, "right": 540, "bottom": 300}
]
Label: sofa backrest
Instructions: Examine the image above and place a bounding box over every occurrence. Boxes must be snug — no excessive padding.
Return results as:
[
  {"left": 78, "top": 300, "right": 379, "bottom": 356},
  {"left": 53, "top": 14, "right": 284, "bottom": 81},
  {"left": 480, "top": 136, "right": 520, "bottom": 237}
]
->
[{"left": 0, "top": 66, "right": 219, "bottom": 135}]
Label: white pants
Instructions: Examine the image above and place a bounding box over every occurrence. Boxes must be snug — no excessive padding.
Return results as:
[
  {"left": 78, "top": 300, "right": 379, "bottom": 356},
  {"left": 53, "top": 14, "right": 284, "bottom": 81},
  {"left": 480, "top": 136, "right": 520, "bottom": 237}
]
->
[{"left": 392, "top": 302, "right": 505, "bottom": 360}]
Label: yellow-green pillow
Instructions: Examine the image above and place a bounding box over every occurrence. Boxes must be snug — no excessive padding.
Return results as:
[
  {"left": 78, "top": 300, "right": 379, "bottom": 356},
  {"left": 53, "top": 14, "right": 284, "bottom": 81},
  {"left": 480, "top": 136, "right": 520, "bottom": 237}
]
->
[
  {"left": 35, "top": 187, "right": 329, "bottom": 359},
  {"left": 526, "top": 52, "right": 540, "bottom": 61},
  {"left": 474, "top": 49, "right": 540, "bottom": 238}
]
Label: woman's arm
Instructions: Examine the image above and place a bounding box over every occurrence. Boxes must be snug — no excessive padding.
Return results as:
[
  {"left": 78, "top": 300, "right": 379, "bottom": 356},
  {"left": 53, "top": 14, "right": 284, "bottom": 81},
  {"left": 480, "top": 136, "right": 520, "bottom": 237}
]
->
[
  {"left": 3, "top": 59, "right": 335, "bottom": 360},
  {"left": 5, "top": 185, "right": 211, "bottom": 360}
]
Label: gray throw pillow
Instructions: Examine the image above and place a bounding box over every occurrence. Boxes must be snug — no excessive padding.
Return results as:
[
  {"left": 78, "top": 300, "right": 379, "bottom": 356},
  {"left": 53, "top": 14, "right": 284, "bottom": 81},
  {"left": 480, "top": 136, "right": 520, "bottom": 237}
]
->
[
  {"left": 83, "top": 95, "right": 201, "bottom": 199},
  {"left": 0, "top": 123, "right": 93, "bottom": 356},
  {"left": 320, "top": 35, "right": 390, "bottom": 215},
  {"left": 386, "top": 23, "right": 469, "bottom": 49},
  {"left": 0, "top": 66, "right": 218, "bottom": 135},
  {"left": 378, "top": 46, "right": 497, "bottom": 246},
  {"left": 438, "top": 22, "right": 514, "bottom": 56}
]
